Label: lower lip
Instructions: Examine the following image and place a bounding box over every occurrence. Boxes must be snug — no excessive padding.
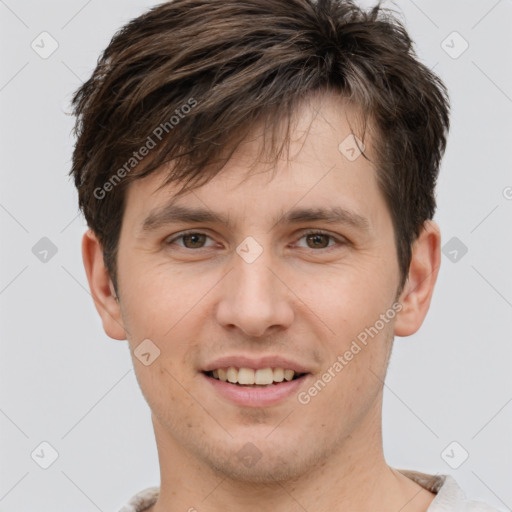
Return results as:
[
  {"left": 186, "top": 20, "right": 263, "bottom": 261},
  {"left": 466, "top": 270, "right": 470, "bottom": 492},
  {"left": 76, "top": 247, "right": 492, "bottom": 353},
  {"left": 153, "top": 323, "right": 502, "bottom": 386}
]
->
[{"left": 202, "top": 373, "right": 309, "bottom": 407}]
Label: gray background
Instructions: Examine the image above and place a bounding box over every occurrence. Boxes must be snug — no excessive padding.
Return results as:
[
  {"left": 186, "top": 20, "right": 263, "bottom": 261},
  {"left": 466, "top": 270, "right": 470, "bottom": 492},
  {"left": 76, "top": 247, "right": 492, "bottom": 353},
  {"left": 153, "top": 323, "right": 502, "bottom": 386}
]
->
[{"left": 0, "top": 0, "right": 511, "bottom": 510}]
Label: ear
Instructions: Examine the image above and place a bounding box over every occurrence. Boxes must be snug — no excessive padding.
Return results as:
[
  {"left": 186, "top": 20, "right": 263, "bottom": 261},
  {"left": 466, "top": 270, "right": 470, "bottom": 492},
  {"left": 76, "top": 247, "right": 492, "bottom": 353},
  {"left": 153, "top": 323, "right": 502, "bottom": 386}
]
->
[
  {"left": 394, "top": 220, "right": 441, "bottom": 337},
  {"left": 82, "top": 229, "right": 127, "bottom": 340}
]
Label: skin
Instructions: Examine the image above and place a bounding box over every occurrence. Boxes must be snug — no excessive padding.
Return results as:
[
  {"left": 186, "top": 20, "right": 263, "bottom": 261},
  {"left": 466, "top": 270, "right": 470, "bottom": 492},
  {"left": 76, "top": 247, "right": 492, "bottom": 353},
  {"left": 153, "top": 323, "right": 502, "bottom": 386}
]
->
[{"left": 83, "top": 91, "right": 441, "bottom": 512}]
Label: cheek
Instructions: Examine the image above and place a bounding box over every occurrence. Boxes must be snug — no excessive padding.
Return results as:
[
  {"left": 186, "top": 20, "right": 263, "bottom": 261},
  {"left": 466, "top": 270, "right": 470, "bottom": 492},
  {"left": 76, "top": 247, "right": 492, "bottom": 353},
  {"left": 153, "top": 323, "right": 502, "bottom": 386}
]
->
[
  {"left": 119, "top": 262, "right": 208, "bottom": 341},
  {"left": 119, "top": 267, "right": 208, "bottom": 402},
  {"left": 298, "top": 263, "right": 396, "bottom": 400},
  {"left": 134, "top": 359, "right": 203, "bottom": 439},
  {"left": 300, "top": 323, "right": 393, "bottom": 432},
  {"left": 308, "top": 261, "right": 397, "bottom": 332}
]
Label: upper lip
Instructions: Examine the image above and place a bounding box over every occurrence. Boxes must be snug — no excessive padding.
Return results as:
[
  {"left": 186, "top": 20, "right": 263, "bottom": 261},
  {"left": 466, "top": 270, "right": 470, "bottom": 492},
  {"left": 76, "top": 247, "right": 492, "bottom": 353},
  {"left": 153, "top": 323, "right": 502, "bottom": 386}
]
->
[{"left": 202, "top": 355, "right": 311, "bottom": 374}]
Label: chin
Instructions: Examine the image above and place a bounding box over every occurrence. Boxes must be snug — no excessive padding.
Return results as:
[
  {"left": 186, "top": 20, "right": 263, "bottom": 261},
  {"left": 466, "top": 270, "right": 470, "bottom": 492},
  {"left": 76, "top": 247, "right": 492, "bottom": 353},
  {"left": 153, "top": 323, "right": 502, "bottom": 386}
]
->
[
  {"left": 207, "top": 456, "right": 305, "bottom": 484},
  {"left": 198, "top": 438, "right": 324, "bottom": 484}
]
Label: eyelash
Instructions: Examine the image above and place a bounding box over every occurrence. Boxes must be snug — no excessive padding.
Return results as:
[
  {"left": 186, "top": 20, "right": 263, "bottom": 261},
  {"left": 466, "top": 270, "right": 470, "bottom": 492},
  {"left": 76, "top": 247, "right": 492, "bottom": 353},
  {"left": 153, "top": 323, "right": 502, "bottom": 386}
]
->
[{"left": 165, "top": 229, "right": 346, "bottom": 251}]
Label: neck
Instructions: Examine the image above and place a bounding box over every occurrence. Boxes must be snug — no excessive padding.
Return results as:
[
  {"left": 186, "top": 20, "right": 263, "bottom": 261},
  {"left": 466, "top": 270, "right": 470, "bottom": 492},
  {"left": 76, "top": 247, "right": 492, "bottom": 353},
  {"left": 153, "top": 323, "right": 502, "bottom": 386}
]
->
[{"left": 148, "top": 403, "right": 434, "bottom": 512}]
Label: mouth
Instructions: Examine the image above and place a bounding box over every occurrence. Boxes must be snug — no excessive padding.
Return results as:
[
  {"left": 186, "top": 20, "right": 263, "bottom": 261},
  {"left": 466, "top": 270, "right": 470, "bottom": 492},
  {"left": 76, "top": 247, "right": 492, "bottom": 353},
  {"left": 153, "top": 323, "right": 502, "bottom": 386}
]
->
[
  {"left": 203, "top": 367, "right": 307, "bottom": 387},
  {"left": 202, "top": 366, "right": 310, "bottom": 407},
  {"left": 201, "top": 357, "right": 312, "bottom": 407}
]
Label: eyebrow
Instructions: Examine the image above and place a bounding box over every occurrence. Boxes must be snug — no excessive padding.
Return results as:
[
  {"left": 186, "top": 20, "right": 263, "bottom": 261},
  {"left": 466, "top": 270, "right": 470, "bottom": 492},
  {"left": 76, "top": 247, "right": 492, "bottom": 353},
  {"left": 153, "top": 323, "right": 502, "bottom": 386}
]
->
[{"left": 140, "top": 203, "right": 370, "bottom": 234}]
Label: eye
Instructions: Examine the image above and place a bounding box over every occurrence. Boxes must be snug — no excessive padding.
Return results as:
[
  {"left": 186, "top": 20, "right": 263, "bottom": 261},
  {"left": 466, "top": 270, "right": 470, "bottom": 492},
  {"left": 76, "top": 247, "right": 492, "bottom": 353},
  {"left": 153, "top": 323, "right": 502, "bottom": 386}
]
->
[
  {"left": 295, "top": 230, "right": 344, "bottom": 250},
  {"left": 165, "top": 231, "right": 215, "bottom": 249},
  {"left": 164, "top": 229, "right": 346, "bottom": 251}
]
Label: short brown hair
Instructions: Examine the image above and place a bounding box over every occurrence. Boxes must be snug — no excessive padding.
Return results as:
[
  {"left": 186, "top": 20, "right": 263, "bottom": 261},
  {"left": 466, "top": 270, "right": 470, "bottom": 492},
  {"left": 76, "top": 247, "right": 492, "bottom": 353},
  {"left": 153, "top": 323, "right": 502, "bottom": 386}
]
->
[{"left": 70, "top": 0, "right": 450, "bottom": 295}]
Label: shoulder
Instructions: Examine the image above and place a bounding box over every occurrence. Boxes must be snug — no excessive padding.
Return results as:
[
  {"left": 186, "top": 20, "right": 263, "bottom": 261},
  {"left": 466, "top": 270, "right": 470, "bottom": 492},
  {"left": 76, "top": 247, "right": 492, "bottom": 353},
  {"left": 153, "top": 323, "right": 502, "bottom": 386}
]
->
[
  {"left": 118, "top": 486, "right": 159, "bottom": 512},
  {"left": 435, "top": 474, "right": 503, "bottom": 512},
  {"left": 398, "top": 470, "right": 503, "bottom": 512}
]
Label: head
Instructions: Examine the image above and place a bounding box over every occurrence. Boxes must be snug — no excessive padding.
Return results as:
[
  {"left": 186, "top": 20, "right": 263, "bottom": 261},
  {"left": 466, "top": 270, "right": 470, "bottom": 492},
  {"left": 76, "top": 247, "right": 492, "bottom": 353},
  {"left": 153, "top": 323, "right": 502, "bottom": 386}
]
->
[{"left": 73, "top": 0, "right": 449, "bottom": 483}]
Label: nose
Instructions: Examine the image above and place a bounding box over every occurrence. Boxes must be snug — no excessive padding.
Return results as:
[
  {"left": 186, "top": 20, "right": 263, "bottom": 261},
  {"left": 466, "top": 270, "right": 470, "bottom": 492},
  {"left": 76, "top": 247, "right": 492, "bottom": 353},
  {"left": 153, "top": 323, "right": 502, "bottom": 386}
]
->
[{"left": 215, "top": 248, "right": 294, "bottom": 338}]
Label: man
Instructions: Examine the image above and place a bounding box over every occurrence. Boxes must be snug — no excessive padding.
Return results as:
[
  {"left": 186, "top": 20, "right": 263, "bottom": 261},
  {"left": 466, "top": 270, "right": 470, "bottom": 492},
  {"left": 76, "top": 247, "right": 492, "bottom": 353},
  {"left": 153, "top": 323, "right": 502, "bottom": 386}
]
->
[{"left": 69, "top": 0, "right": 501, "bottom": 510}]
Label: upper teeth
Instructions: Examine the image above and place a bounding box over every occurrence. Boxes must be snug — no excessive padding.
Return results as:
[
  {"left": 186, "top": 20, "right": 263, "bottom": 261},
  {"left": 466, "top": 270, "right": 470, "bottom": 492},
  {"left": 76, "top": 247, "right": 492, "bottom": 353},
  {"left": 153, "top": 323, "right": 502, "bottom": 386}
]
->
[{"left": 211, "top": 367, "right": 297, "bottom": 385}]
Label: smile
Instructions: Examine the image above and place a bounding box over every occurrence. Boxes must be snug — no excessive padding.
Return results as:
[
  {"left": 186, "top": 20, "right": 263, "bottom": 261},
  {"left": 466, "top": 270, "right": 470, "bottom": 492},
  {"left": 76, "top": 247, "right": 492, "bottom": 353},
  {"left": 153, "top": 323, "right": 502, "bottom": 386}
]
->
[
  {"left": 205, "top": 366, "right": 305, "bottom": 387},
  {"left": 202, "top": 368, "right": 310, "bottom": 407}
]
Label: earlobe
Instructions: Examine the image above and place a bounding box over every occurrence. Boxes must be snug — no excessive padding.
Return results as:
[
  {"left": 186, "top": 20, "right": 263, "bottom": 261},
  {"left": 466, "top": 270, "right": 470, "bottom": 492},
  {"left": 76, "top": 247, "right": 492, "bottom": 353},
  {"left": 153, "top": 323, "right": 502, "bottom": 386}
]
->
[
  {"left": 82, "top": 229, "right": 127, "bottom": 340},
  {"left": 394, "top": 221, "right": 441, "bottom": 337}
]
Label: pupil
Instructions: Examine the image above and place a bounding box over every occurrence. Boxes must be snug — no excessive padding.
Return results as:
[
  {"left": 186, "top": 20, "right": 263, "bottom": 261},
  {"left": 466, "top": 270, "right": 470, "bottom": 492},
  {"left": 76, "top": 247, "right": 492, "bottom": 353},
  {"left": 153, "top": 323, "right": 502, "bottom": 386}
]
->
[
  {"left": 184, "top": 233, "right": 205, "bottom": 248},
  {"left": 308, "top": 234, "right": 328, "bottom": 248}
]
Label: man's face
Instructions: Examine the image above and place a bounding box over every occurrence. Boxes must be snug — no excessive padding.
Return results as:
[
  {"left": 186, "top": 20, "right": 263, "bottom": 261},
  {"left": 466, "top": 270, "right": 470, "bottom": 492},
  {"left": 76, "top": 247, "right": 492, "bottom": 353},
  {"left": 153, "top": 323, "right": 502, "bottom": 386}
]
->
[{"left": 115, "top": 93, "right": 402, "bottom": 482}]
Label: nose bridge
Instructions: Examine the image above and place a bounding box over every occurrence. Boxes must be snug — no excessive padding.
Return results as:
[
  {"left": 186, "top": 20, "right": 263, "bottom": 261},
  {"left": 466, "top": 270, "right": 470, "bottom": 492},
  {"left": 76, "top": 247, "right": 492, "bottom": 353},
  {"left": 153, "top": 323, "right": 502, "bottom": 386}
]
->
[
  {"left": 215, "top": 237, "right": 293, "bottom": 336},
  {"left": 233, "top": 233, "right": 275, "bottom": 291},
  {"left": 236, "top": 246, "right": 276, "bottom": 301}
]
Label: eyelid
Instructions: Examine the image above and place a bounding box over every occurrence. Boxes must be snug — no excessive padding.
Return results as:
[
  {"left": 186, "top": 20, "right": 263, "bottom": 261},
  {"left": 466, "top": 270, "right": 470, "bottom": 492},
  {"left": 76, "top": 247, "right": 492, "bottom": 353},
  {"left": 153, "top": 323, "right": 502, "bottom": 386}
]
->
[
  {"left": 295, "top": 229, "right": 348, "bottom": 249},
  {"left": 165, "top": 229, "right": 217, "bottom": 248},
  {"left": 165, "top": 228, "right": 348, "bottom": 249}
]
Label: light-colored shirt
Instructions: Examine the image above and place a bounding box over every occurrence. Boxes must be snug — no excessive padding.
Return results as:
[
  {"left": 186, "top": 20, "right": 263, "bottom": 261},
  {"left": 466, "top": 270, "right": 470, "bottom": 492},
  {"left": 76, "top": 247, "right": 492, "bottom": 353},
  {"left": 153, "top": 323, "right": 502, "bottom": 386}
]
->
[{"left": 118, "top": 470, "right": 503, "bottom": 512}]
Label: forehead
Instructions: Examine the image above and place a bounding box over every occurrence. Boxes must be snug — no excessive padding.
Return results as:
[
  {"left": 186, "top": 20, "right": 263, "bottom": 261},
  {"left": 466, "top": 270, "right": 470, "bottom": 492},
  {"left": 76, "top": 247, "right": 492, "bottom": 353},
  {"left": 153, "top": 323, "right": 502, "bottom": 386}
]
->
[{"left": 122, "top": 91, "right": 386, "bottom": 234}]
